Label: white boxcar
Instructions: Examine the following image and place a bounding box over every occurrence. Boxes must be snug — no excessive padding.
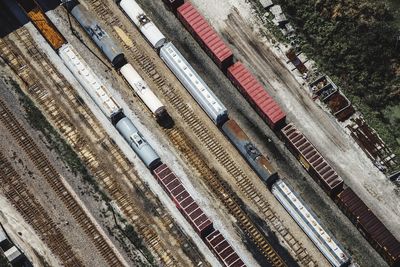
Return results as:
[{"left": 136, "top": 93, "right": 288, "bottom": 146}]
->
[
  {"left": 59, "top": 44, "right": 122, "bottom": 122},
  {"left": 120, "top": 63, "right": 166, "bottom": 118},
  {"left": 272, "top": 180, "right": 351, "bottom": 267},
  {"left": 119, "top": 0, "right": 166, "bottom": 49},
  {"left": 160, "top": 42, "right": 228, "bottom": 125}
]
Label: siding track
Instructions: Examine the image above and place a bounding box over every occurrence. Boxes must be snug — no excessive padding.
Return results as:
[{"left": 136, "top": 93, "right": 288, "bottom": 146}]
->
[
  {"left": 85, "top": 0, "right": 318, "bottom": 265},
  {"left": 0, "top": 28, "right": 190, "bottom": 267}
]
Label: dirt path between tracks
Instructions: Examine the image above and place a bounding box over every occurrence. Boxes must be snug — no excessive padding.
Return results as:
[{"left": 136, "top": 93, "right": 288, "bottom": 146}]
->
[{"left": 190, "top": 0, "right": 400, "bottom": 239}]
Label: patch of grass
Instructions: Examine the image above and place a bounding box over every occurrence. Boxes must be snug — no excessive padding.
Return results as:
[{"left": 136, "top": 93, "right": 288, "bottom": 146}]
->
[{"left": 9, "top": 78, "right": 112, "bottom": 201}]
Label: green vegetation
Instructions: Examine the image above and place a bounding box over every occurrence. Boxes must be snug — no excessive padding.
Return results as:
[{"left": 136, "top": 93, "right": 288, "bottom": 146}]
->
[
  {"left": 122, "top": 225, "right": 155, "bottom": 266},
  {"left": 10, "top": 78, "right": 111, "bottom": 201},
  {"left": 269, "top": 0, "right": 400, "bottom": 167}
]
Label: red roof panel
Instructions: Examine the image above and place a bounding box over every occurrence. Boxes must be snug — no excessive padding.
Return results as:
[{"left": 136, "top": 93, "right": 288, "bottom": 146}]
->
[
  {"left": 227, "top": 62, "right": 286, "bottom": 128},
  {"left": 177, "top": 2, "right": 233, "bottom": 68}
]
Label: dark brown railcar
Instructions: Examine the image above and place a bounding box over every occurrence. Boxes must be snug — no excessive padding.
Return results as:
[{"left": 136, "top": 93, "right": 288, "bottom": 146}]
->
[
  {"left": 281, "top": 123, "right": 344, "bottom": 197},
  {"left": 336, "top": 188, "right": 400, "bottom": 266},
  {"left": 205, "top": 230, "right": 246, "bottom": 267},
  {"left": 153, "top": 164, "right": 214, "bottom": 237}
]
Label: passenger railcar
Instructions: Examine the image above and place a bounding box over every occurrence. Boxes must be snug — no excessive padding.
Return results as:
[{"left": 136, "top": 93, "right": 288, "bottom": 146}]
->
[
  {"left": 227, "top": 61, "right": 286, "bottom": 130},
  {"left": 272, "top": 180, "right": 351, "bottom": 267},
  {"left": 59, "top": 44, "right": 124, "bottom": 124},
  {"left": 65, "top": 0, "right": 126, "bottom": 68},
  {"left": 160, "top": 42, "right": 228, "bottom": 126},
  {"left": 176, "top": 2, "right": 233, "bottom": 71},
  {"left": 222, "top": 119, "right": 278, "bottom": 187},
  {"left": 280, "top": 123, "right": 344, "bottom": 197},
  {"left": 17, "top": 3, "right": 247, "bottom": 266},
  {"left": 120, "top": 64, "right": 166, "bottom": 119},
  {"left": 118, "top": 0, "right": 166, "bottom": 49},
  {"left": 59, "top": 44, "right": 160, "bottom": 169}
]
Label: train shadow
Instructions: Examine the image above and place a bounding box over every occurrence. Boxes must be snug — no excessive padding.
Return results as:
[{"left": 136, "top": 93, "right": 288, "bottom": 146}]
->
[
  {"left": 0, "top": 0, "right": 60, "bottom": 38},
  {"left": 157, "top": 112, "right": 175, "bottom": 129}
]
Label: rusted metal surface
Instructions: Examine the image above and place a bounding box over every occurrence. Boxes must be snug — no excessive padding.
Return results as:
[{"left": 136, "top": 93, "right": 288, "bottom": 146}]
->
[
  {"left": 336, "top": 188, "right": 400, "bottom": 266},
  {"left": 347, "top": 118, "right": 397, "bottom": 173},
  {"left": 325, "top": 92, "right": 354, "bottom": 122},
  {"left": 16, "top": 1, "right": 66, "bottom": 50},
  {"left": 281, "top": 123, "right": 344, "bottom": 197},
  {"left": 285, "top": 49, "right": 307, "bottom": 74}
]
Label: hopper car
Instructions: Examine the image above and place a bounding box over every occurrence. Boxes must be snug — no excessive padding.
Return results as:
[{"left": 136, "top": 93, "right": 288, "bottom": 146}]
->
[
  {"left": 19, "top": 2, "right": 246, "bottom": 265},
  {"left": 131, "top": 1, "right": 400, "bottom": 265}
]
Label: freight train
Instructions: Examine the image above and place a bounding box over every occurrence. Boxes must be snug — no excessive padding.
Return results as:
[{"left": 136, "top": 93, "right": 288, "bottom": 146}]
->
[
  {"left": 116, "top": 0, "right": 352, "bottom": 266},
  {"left": 64, "top": 0, "right": 167, "bottom": 120},
  {"left": 16, "top": 1, "right": 247, "bottom": 266},
  {"left": 119, "top": 0, "right": 400, "bottom": 265}
]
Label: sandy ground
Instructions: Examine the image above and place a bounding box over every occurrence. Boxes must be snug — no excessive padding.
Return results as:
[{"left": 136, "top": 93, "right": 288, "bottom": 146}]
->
[
  {"left": 0, "top": 196, "right": 61, "bottom": 267},
  {"left": 191, "top": 0, "right": 400, "bottom": 243},
  {"left": 31, "top": 12, "right": 229, "bottom": 266},
  {"left": 130, "top": 0, "right": 391, "bottom": 265}
]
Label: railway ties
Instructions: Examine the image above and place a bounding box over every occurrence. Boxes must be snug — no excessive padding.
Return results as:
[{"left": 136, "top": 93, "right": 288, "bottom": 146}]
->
[
  {"left": 0, "top": 31, "right": 186, "bottom": 266},
  {"left": 77, "top": 1, "right": 317, "bottom": 265},
  {"left": 0, "top": 151, "right": 84, "bottom": 266}
]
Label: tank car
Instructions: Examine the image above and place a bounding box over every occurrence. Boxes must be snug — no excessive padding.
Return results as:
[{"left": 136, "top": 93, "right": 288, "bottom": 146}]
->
[
  {"left": 222, "top": 119, "right": 278, "bottom": 187},
  {"left": 59, "top": 44, "right": 124, "bottom": 124},
  {"left": 120, "top": 63, "right": 166, "bottom": 119},
  {"left": 160, "top": 42, "right": 228, "bottom": 126},
  {"left": 115, "top": 117, "right": 160, "bottom": 169},
  {"left": 118, "top": 0, "right": 166, "bottom": 49},
  {"left": 272, "top": 180, "right": 351, "bottom": 267},
  {"left": 64, "top": 0, "right": 126, "bottom": 68}
]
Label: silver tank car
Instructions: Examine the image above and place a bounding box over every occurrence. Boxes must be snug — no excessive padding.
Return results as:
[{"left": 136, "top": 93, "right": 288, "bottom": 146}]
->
[
  {"left": 119, "top": 0, "right": 166, "bottom": 49},
  {"left": 65, "top": 0, "right": 126, "bottom": 68},
  {"left": 160, "top": 42, "right": 228, "bottom": 126},
  {"left": 115, "top": 117, "right": 160, "bottom": 169}
]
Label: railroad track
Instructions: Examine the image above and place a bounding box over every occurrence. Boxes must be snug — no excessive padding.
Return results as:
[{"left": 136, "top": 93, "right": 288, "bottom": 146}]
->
[
  {"left": 0, "top": 98, "right": 124, "bottom": 266},
  {"left": 0, "top": 152, "right": 83, "bottom": 267},
  {"left": 84, "top": 0, "right": 319, "bottom": 265},
  {"left": 1, "top": 27, "right": 206, "bottom": 267}
]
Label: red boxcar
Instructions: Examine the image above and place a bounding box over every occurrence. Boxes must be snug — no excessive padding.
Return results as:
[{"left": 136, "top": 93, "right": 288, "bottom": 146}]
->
[
  {"left": 227, "top": 61, "right": 286, "bottom": 129},
  {"left": 177, "top": 2, "right": 234, "bottom": 70},
  {"left": 162, "top": 0, "right": 184, "bottom": 11},
  {"left": 153, "top": 164, "right": 214, "bottom": 238},
  {"left": 205, "top": 230, "right": 246, "bottom": 267},
  {"left": 336, "top": 188, "right": 400, "bottom": 266},
  {"left": 281, "top": 123, "right": 344, "bottom": 197}
]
